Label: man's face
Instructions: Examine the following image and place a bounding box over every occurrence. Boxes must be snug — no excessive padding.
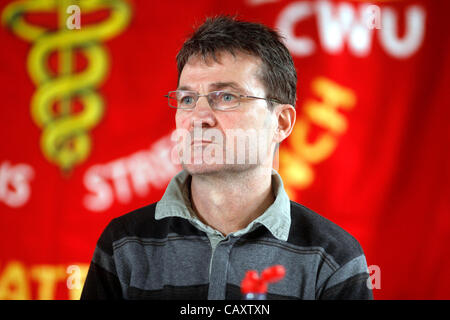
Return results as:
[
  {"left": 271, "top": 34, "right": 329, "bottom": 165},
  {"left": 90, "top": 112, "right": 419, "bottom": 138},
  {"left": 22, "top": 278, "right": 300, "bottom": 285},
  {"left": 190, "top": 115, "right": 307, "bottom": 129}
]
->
[{"left": 174, "top": 51, "right": 278, "bottom": 176}]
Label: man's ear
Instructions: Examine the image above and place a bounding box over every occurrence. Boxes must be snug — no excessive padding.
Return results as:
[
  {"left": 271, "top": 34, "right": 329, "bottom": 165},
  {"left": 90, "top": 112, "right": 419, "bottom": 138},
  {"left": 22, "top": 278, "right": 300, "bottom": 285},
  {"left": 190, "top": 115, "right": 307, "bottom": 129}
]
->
[{"left": 274, "top": 104, "right": 296, "bottom": 144}]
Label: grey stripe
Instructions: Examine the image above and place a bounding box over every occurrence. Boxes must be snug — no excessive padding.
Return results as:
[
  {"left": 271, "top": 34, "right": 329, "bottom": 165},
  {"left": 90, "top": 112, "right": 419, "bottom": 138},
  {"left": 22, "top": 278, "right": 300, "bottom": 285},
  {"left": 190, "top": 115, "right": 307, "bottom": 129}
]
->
[
  {"left": 228, "top": 239, "right": 339, "bottom": 299},
  {"left": 113, "top": 236, "right": 212, "bottom": 291},
  {"left": 316, "top": 254, "right": 369, "bottom": 297},
  {"left": 236, "top": 237, "right": 340, "bottom": 271},
  {"left": 92, "top": 245, "right": 131, "bottom": 298},
  {"left": 92, "top": 245, "right": 117, "bottom": 276}
]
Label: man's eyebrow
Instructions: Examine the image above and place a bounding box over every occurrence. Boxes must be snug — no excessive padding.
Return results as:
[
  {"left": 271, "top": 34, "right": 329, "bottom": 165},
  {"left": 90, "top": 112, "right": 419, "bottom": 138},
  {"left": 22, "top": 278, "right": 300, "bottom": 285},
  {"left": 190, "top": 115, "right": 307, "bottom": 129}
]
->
[
  {"left": 177, "top": 85, "right": 194, "bottom": 91},
  {"left": 176, "top": 82, "right": 247, "bottom": 93},
  {"left": 209, "top": 82, "right": 246, "bottom": 93}
]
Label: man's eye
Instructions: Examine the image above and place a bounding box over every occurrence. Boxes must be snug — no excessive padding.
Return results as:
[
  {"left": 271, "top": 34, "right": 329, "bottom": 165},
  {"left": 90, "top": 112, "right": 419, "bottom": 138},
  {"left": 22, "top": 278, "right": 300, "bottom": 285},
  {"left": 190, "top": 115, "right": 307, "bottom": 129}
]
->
[
  {"left": 221, "top": 93, "right": 237, "bottom": 102},
  {"left": 181, "top": 96, "right": 195, "bottom": 105}
]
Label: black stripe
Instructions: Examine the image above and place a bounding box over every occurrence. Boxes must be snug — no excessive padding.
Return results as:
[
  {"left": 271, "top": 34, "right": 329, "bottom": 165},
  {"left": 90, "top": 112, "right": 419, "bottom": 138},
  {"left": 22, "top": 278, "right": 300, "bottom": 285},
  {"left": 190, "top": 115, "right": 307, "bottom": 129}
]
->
[
  {"left": 110, "top": 203, "right": 207, "bottom": 238},
  {"left": 127, "top": 284, "right": 209, "bottom": 300},
  {"left": 113, "top": 234, "right": 209, "bottom": 251},
  {"left": 319, "top": 273, "right": 373, "bottom": 300},
  {"left": 81, "top": 262, "right": 123, "bottom": 300},
  {"left": 126, "top": 283, "right": 300, "bottom": 300},
  {"left": 288, "top": 201, "right": 365, "bottom": 266},
  {"left": 225, "top": 283, "right": 299, "bottom": 300}
]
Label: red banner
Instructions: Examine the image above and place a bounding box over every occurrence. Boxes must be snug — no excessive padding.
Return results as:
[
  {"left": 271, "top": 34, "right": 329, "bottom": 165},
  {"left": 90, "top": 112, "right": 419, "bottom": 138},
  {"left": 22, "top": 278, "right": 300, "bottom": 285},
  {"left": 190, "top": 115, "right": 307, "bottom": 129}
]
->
[{"left": 0, "top": 0, "right": 449, "bottom": 299}]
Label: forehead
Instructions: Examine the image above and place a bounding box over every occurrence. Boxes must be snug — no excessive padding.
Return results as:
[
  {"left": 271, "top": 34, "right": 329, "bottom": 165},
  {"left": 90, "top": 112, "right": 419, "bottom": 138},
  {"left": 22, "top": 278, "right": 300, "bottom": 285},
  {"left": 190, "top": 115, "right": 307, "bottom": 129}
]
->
[{"left": 178, "top": 51, "right": 264, "bottom": 94}]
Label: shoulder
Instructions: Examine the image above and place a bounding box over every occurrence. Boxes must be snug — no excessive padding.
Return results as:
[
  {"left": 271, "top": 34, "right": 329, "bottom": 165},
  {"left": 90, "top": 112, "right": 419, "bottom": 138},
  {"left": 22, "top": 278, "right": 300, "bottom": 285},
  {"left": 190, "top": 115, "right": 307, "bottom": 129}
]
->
[
  {"left": 288, "top": 201, "right": 365, "bottom": 266},
  {"left": 96, "top": 202, "right": 167, "bottom": 253},
  {"left": 106, "top": 202, "right": 173, "bottom": 239},
  {"left": 96, "top": 202, "right": 205, "bottom": 253}
]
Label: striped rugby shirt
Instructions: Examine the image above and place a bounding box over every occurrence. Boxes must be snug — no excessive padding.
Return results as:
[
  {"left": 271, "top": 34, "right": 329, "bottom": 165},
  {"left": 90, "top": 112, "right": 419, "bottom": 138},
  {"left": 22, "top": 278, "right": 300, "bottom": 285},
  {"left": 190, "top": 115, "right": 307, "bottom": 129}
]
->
[{"left": 81, "top": 169, "right": 373, "bottom": 300}]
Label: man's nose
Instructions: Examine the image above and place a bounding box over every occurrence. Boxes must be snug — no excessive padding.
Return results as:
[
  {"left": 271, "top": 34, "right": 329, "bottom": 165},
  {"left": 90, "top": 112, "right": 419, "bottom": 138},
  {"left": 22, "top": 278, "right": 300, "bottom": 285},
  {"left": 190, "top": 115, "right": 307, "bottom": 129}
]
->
[{"left": 189, "top": 95, "right": 217, "bottom": 129}]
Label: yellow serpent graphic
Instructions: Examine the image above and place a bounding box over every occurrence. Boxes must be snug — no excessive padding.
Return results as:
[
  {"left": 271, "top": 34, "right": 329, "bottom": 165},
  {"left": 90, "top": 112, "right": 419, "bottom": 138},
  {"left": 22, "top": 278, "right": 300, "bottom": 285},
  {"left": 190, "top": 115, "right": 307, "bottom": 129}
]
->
[{"left": 2, "top": 0, "right": 131, "bottom": 172}]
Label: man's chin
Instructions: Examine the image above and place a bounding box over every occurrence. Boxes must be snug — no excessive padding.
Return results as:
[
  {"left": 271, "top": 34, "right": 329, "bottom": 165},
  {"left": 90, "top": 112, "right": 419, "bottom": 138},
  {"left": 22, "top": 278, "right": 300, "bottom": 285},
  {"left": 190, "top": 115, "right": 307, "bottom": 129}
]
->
[
  {"left": 181, "top": 162, "right": 256, "bottom": 176},
  {"left": 181, "top": 162, "right": 225, "bottom": 176}
]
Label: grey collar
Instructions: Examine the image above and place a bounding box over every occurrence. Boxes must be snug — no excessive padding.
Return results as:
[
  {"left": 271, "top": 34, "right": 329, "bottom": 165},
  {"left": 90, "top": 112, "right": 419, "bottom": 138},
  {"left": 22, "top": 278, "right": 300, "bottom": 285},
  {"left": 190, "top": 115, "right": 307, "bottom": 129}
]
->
[{"left": 155, "top": 169, "right": 291, "bottom": 241}]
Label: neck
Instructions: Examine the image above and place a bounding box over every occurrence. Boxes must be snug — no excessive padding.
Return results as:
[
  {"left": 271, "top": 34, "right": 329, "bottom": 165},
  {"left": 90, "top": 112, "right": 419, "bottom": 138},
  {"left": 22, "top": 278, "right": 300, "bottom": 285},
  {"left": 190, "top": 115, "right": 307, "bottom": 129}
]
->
[{"left": 189, "top": 167, "right": 275, "bottom": 236}]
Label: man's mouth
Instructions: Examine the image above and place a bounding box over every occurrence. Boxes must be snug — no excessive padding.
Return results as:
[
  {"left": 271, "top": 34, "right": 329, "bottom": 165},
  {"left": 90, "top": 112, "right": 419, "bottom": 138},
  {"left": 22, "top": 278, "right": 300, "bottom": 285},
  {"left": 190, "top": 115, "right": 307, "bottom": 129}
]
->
[{"left": 191, "top": 140, "right": 213, "bottom": 146}]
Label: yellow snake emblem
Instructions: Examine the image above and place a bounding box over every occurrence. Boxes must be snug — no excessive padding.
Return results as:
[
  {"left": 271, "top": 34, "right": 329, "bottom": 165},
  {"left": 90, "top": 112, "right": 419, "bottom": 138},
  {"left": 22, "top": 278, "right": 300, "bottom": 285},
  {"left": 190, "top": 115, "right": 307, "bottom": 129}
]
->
[{"left": 2, "top": 0, "right": 131, "bottom": 172}]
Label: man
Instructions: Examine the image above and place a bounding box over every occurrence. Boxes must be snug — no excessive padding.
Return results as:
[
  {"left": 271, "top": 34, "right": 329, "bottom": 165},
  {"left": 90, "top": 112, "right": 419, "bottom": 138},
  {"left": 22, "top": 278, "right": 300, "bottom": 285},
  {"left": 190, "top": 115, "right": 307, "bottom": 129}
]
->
[{"left": 81, "top": 16, "right": 373, "bottom": 300}]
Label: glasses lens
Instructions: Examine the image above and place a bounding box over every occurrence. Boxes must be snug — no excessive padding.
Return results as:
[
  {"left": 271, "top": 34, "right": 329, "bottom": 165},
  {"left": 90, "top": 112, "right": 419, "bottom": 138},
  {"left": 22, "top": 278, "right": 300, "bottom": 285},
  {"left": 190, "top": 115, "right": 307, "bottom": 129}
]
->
[
  {"left": 167, "top": 92, "right": 178, "bottom": 108},
  {"left": 178, "top": 91, "right": 197, "bottom": 109},
  {"left": 210, "top": 91, "right": 239, "bottom": 110},
  {"left": 168, "top": 91, "right": 197, "bottom": 109}
]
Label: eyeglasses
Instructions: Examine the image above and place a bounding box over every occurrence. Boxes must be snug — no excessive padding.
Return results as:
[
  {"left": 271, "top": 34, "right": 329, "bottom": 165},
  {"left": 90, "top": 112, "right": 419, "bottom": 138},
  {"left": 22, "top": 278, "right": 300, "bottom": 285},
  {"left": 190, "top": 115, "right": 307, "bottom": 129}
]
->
[{"left": 164, "top": 90, "right": 281, "bottom": 110}]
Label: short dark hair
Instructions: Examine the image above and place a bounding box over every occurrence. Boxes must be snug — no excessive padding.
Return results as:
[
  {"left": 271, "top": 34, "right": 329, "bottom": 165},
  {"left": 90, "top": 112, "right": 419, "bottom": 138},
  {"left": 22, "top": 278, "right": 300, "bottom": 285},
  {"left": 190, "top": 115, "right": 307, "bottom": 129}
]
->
[{"left": 176, "top": 15, "right": 297, "bottom": 109}]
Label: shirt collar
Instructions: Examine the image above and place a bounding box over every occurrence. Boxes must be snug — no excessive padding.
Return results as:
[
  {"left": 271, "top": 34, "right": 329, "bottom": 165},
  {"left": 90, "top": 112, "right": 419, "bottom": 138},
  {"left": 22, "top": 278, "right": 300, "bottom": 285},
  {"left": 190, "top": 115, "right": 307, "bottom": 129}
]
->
[{"left": 155, "top": 169, "right": 291, "bottom": 241}]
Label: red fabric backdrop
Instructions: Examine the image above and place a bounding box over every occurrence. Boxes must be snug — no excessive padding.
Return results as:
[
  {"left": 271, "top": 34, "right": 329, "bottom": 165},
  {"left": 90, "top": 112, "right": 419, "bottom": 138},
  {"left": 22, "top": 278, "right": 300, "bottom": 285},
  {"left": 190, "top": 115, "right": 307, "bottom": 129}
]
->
[{"left": 0, "top": 0, "right": 448, "bottom": 299}]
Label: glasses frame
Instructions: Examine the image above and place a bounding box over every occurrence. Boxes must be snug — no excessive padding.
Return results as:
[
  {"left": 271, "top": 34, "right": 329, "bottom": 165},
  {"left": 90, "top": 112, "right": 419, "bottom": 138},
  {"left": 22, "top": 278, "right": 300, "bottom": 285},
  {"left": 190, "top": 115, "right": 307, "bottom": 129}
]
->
[{"left": 164, "top": 90, "right": 282, "bottom": 111}]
